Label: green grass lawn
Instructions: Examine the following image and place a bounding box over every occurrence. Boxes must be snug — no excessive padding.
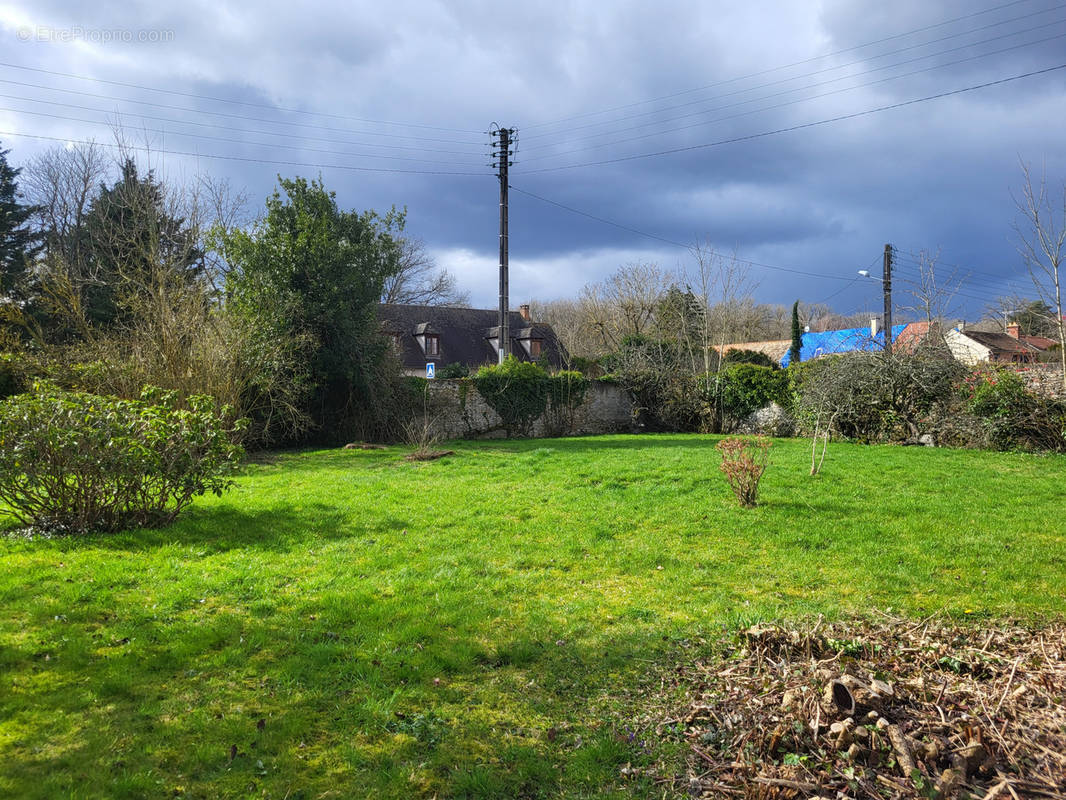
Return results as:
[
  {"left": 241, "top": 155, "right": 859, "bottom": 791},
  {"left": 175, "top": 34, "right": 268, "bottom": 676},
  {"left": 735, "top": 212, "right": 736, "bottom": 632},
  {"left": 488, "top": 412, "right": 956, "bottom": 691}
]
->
[{"left": 1, "top": 434, "right": 1063, "bottom": 799}]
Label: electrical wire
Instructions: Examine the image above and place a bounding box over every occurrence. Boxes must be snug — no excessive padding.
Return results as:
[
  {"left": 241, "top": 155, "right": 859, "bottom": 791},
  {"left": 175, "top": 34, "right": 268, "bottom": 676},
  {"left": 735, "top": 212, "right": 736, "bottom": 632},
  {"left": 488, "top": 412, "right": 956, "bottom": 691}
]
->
[
  {"left": 0, "top": 129, "right": 491, "bottom": 177},
  {"left": 509, "top": 183, "right": 863, "bottom": 283},
  {"left": 0, "top": 61, "right": 485, "bottom": 134},
  {"left": 0, "top": 106, "right": 489, "bottom": 168},
  {"left": 521, "top": 5, "right": 1066, "bottom": 144},
  {"left": 521, "top": 0, "right": 1049, "bottom": 131},
  {"left": 514, "top": 63, "right": 1066, "bottom": 174},
  {"left": 0, "top": 76, "right": 488, "bottom": 148},
  {"left": 519, "top": 27, "right": 1066, "bottom": 162},
  {"left": 0, "top": 104, "right": 489, "bottom": 168}
]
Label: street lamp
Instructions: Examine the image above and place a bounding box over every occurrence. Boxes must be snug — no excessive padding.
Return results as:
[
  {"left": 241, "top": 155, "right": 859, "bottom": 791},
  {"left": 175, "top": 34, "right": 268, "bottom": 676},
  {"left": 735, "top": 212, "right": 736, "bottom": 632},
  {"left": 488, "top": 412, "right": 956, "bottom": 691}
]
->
[{"left": 856, "top": 242, "right": 894, "bottom": 353}]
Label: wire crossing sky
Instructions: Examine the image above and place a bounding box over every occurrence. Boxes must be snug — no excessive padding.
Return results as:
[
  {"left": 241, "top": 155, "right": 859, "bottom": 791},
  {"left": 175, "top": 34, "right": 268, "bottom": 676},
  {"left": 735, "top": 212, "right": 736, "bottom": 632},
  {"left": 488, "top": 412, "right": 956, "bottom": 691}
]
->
[{"left": 1, "top": 0, "right": 1063, "bottom": 317}]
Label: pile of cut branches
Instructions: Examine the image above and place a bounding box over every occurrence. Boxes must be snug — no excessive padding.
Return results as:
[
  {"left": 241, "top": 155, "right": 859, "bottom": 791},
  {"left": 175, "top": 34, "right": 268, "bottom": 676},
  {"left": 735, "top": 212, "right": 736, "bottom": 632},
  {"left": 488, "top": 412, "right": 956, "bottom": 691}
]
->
[{"left": 666, "top": 617, "right": 1065, "bottom": 798}]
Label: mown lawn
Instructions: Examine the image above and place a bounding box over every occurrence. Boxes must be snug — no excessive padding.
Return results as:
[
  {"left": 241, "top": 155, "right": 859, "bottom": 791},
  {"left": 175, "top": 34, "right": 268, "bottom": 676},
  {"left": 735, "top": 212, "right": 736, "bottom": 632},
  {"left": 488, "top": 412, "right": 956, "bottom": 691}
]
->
[{"left": 0, "top": 435, "right": 1063, "bottom": 799}]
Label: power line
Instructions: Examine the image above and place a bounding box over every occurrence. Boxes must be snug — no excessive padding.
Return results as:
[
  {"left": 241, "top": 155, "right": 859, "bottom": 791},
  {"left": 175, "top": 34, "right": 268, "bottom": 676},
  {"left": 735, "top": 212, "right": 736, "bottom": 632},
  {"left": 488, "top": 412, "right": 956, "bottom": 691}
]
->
[
  {"left": 514, "top": 63, "right": 1066, "bottom": 174},
  {"left": 0, "top": 129, "right": 491, "bottom": 177},
  {"left": 0, "top": 60, "right": 485, "bottom": 135},
  {"left": 520, "top": 0, "right": 1046, "bottom": 131},
  {"left": 522, "top": 6, "right": 1065, "bottom": 144},
  {"left": 519, "top": 27, "right": 1066, "bottom": 162},
  {"left": 892, "top": 248, "right": 1028, "bottom": 283},
  {"left": 0, "top": 104, "right": 488, "bottom": 168},
  {"left": 0, "top": 76, "right": 487, "bottom": 148},
  {"left": 509, "top": 183, "right": 862, "bottom": 283}
]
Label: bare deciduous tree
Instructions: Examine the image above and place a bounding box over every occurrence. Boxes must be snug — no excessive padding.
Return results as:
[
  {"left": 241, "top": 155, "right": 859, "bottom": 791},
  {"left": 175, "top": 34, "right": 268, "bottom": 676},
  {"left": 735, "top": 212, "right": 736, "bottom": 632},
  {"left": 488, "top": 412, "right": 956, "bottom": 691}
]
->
[
  {"left": 1014, "top": 161, "right": 1066, "bottom": 390},
  {"left": 528, "top": 297, "right": 599, "bottom": 365},
  {"left": 23, "top": 141, "right": 110, "bottom": 267},
  {"left": 677, "top": 241, "right": 756, "bottom": 375},
  {"left": 381, "top": 237, "right": 469, "bottom": 306},
  {"left": 898, "top": 247, "right": 963, "bottom": 348},
  {"left": 573, "top": 261, "right": 674, "bottom": 354}
]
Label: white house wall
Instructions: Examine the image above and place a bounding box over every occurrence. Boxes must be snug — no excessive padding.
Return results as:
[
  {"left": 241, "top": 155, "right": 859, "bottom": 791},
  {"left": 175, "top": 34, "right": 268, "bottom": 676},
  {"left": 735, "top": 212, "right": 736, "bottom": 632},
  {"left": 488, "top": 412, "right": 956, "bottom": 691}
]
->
[{"left": 945, "top": 329, "right": 993, "bottom": 366}]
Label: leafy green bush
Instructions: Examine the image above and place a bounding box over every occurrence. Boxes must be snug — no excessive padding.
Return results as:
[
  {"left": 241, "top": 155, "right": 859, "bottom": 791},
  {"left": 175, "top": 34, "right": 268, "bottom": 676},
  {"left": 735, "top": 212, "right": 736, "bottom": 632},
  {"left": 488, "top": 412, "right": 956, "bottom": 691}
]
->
[
  {"left": 0, "top": 384, "right": 246, "bottom": 533},
  {"left": 711, "top": 364, "right": 788, "bottom": 430},
  {"left": 722, "top": 349, "right": 777, "bottom": 369},
  {"left": 963, "top": 367, "right": 1066, "bottom": 451},
  {"left": 436, "top": 362, "right": 469, "bottom": 379},
  {"left": 473, "top": 357, "right": 550, "bottom": 437}
]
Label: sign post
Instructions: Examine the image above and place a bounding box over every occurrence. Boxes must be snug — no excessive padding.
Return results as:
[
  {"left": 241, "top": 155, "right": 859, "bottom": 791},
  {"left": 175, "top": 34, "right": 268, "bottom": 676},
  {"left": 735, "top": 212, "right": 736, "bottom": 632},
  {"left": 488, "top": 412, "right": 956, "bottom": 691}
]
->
[{"left": 426, "top": 363, "right": 435, "bottom": 379}]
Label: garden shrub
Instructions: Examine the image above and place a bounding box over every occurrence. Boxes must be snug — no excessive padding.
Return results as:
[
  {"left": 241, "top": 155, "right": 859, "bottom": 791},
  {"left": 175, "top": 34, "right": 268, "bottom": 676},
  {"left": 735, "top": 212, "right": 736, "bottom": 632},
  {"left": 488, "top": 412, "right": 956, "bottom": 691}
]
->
[
  {"left": 473, "top": 356, "right": 550, "bottom": 437},
  {"left": 436, "top": 362, "right": 469, "bottom": 379},
  {"left": 710, "top": 364, "right": 789, "bottom": 431},
  {"left": 0, "top": 353, "right": 23, "bottom": 400},
  {"left": 963, "top": 367, "right": 1066, "bottom": 452},
  {"left": 0, "top": 383, "right": 246, "bottom": 533},
  {"left": 717, "top": 436, "right": 771, "bottom": 508},
  {"left": 722, "top": 349, "right": 777, "bottom": 369},
  {"left": 545, "top": 370, "right": 590, "bottom": 435},
  {"left": 790, "top": 351, "right": 964, "bottom": 444},
  {"left": 602, "top": 335, "right": 703, "bottom": 431}
]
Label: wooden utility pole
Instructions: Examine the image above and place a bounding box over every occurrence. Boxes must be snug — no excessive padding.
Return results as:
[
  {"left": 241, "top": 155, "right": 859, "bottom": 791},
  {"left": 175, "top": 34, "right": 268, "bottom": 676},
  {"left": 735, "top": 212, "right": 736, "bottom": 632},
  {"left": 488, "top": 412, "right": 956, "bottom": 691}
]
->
[
  {"left": 491, "top": 127, "right": 515, "bottom": 363},
  {"left": 883, "top": 243, "right": 893, "bottom": 354}
]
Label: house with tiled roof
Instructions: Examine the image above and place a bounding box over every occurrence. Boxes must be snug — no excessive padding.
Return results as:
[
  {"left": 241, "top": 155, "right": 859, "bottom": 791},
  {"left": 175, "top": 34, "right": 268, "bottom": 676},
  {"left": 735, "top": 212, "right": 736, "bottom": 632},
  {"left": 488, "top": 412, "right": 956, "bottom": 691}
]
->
[
  {"left": 378, "top": 303, "right": 566, "bottom": 376},
  {"left": 945, "top": 326, "right": 1041, "bottom": 365},
  {"left": 1005, "top": 323, "right": 1057, "bottom": 353}
]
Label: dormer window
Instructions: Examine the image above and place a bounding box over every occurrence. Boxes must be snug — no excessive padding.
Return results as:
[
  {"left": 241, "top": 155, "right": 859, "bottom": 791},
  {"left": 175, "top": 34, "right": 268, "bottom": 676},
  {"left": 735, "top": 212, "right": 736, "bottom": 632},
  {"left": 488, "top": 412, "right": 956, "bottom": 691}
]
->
[
  {"left": 514, "top": 327, "right": 544, "bottom": 359},
  {"left": 413, "top": 322, "right": 441, "bottom": 358}
]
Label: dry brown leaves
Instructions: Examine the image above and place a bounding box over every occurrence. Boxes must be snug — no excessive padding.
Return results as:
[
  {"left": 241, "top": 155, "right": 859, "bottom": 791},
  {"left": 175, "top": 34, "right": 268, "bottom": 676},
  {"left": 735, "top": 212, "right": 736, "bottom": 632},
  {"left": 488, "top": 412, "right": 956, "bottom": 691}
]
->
[
  {"left": 665, "top": 616, "right": 1065, "bottom": 799},
  {"left": 404, "top": 449, "right": 454, "bottom": 462}
]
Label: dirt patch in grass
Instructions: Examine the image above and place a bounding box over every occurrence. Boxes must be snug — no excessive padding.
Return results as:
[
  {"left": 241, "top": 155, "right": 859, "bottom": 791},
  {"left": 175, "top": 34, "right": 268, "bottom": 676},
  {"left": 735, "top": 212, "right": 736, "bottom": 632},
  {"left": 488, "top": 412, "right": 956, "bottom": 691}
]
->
[
  {"left": 405, "top": 449, "right": 455, "bottom": 462},
  {"left": 658, "top": 617, "right": 1065, "bottom": 798}
]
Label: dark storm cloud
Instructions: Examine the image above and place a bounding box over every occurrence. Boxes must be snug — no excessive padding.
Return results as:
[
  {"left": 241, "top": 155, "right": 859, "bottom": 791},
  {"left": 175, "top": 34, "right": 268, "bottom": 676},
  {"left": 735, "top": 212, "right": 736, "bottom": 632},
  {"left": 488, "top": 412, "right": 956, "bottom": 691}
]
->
[{"left": 1, "top": 0, "right": 1063, "bottom": 313}]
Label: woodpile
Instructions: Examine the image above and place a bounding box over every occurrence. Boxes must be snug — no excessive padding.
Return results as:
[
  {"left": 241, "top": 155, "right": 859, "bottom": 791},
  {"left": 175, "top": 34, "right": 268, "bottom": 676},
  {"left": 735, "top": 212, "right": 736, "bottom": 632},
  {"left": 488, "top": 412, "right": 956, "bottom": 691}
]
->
[{"left": 664, "top": 617, "right": 1065, "bottom": 798}]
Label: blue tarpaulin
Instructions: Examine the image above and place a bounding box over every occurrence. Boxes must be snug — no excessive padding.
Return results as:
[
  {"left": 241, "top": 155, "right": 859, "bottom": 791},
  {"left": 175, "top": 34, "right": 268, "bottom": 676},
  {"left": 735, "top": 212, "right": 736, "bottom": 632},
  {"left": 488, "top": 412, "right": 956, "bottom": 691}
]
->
[{"left": 779, "top": 324, "right": 907, "bottom": 367}]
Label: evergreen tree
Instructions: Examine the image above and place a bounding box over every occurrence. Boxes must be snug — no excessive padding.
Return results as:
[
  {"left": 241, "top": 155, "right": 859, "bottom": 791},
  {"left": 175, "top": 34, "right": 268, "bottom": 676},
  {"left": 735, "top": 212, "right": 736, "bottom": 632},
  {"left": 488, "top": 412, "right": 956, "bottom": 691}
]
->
[
  {"left": 84, "top": 159, "right": 204, "bottom": 327},
  {"left": 0, "top": 144, "right": 40, "bottom": 300},
  {"left": 788, "top": 300, "right": 803, "bottom": 365},
  {"left": 1008, "top": 300, "right": 1056, "bottom": 338},
  {"left": 223, "top": 176, "right": 404, "bottom": 443}
]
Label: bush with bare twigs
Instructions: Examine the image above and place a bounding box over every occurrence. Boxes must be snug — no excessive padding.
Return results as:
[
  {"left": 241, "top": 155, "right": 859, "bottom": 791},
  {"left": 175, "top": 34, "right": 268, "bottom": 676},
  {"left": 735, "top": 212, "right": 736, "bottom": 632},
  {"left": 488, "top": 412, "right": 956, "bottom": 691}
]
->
[{"left": 716, "top": 436, "right": 771, "bottom": 508}]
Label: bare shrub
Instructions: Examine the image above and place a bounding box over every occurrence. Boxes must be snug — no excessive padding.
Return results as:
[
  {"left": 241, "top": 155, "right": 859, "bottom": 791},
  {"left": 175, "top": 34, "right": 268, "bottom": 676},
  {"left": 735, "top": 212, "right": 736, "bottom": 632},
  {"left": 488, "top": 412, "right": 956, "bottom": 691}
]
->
[{"left": 716, "top": 436, "right": 771, "bottom": 508}]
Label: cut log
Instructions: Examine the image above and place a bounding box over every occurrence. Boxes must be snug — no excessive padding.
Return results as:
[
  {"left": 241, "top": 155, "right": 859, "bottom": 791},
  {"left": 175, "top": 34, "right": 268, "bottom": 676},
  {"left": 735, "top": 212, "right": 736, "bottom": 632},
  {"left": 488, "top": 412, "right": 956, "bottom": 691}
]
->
[
  {"left": 885, "top": 722, "right": 918, "bottom": 778},
  {"left": 826, "top": 675, "right": 894, "bottom": 717}
]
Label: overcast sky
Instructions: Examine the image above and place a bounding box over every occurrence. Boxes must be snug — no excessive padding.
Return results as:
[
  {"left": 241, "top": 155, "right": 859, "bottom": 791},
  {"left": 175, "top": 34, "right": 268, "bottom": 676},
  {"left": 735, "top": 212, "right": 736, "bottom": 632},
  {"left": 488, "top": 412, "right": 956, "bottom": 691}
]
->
[{"left": 1, "top": 0, "right": 1064, "bottom": 320}]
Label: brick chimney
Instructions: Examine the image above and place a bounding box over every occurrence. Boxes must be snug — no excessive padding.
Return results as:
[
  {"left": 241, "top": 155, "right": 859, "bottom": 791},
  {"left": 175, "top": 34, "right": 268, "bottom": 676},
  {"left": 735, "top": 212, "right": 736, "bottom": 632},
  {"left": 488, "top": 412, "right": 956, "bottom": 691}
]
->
[
  {"left": 519, "top": 303, "right": 531, "bottom": 321},
  {"left": 1006, "top": 323, "right": 1020, "bottom": 339}
]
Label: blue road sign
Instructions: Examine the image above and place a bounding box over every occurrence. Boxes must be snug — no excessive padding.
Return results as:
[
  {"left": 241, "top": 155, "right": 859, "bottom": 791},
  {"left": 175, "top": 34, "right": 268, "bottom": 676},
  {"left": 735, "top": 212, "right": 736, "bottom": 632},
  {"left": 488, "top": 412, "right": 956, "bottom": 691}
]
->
[{"left": 426, "top": 363, "right": 435, "bottom": 379}]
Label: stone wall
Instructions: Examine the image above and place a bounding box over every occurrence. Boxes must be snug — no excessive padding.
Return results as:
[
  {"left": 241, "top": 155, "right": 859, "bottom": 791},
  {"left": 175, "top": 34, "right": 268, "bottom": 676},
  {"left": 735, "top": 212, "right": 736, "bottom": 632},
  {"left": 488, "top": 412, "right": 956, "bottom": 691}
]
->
[
  {"left": 420, "top": 379, "right": 634, "bottom": 439},
  {"left": 1012, "top": 363, "right": 1065, "bottom": 399}
]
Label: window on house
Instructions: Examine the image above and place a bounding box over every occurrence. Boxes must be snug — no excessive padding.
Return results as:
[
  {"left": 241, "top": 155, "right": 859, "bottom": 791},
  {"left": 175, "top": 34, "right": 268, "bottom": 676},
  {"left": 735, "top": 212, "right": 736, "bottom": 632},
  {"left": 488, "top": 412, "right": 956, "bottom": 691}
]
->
[
  {"left": 425, "top": 335, "right": 440, "bottom": 356},
  {"left": 528, "top": 339, "right": 542, "bottom": 358}
]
